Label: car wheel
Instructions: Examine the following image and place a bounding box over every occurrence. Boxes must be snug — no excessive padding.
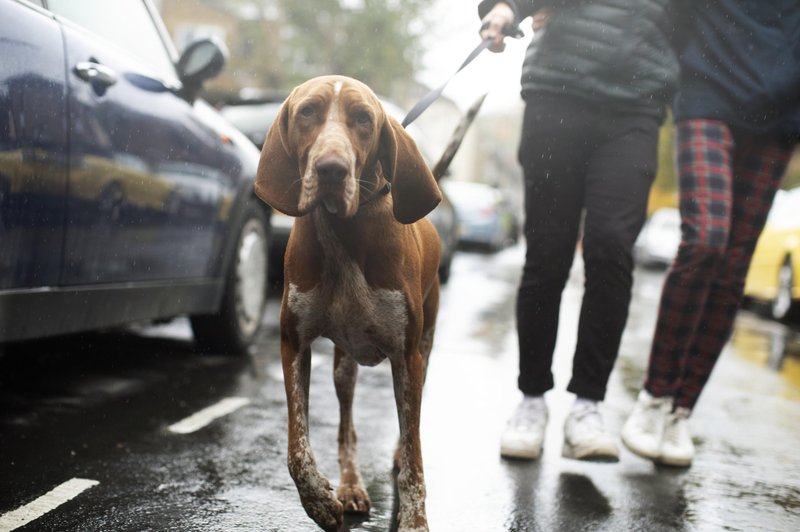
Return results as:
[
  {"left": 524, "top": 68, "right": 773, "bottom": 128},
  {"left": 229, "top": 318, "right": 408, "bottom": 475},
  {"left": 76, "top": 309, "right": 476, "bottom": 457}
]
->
[
  {"left": 0, "top": 177, "right": 9, "bottom": 229},
  {"left": 191, "top": 201, "right": 269, "bottom": 354},
  {"left": 509, "top": 222, "right": 519, "bottom": 245},
  {"left": 771, "top": 258, "right": 798, "bottom": 322},
  {"left": 438, "top": 254, "right": 452, "bottom": 284}
]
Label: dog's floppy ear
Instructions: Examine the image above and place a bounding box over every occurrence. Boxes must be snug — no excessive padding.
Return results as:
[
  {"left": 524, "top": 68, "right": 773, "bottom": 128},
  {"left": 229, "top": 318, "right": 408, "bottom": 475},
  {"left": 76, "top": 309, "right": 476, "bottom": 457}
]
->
[
  {"left": 379, "top": 116, "right": 442, "bottom": 224},
  {"left": 254, "top": 99, "right": 303, "bottom": 216}
]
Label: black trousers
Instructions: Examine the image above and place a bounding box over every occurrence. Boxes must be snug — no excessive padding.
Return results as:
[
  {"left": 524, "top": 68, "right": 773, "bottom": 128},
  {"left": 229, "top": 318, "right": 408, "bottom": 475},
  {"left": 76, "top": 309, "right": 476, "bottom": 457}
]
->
[{"left": 516, "top": 94, "right": 660, "bottom": 400}]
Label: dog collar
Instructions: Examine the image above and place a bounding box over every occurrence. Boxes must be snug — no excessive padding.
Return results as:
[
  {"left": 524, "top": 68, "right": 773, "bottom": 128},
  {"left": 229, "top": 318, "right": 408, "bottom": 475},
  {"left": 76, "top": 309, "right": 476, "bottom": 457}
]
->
[{"left": 359, "top": 181, "right": 391, "bottom": 206}]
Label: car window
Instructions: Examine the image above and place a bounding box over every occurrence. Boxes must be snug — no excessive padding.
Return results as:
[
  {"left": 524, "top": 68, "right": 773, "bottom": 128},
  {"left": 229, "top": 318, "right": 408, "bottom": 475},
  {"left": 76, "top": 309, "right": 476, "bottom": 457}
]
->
[
  {"left": 767, "top": 190, "right": 800, "bottom": 228},
  {"left": 220, "top": 103, "right": 282, "bottom": 146},
  {"left": 46, "top": 0, "right": 177, "bottom": 82},
  {"left": 444, "top": 182, "right": 500, "bottom": 209}
]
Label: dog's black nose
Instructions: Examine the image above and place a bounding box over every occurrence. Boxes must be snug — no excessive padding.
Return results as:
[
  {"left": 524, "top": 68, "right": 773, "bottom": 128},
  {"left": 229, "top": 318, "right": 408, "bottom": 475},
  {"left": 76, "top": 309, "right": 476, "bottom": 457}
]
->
[{"left": 316, "top": 155, "right": 348, "bottom": 184}]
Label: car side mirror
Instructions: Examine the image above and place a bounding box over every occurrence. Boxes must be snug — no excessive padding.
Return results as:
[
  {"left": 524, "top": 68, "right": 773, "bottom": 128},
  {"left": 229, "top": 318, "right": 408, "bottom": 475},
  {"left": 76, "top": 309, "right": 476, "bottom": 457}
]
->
[{"left": 177, "top": 37, "right": 228, "bottom": 101}]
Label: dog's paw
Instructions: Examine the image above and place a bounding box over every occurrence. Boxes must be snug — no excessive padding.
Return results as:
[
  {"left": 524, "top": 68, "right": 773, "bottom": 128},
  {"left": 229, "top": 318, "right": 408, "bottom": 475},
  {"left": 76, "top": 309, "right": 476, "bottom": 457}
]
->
[
  {"left": 397, "top": 517, "right": 429, "bottom": 532},
  {"left": 395, "top": 480, "right": 428, "bottom": 532},
  {"left": 337, "top": 483, "right": 371, "bottom": 514},
  {"left": 299, "top": 476, "right": 343, "bottom": 532}
]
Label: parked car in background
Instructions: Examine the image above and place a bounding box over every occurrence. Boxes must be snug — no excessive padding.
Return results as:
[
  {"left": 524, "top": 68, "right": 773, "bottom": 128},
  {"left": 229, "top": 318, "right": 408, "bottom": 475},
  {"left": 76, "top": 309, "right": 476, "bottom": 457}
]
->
[
  {"left": 0, "top": 0, "right": 271, "bottom": 354},
  {"left": 220, "top": 97, "right": 460, "bottom": 282},
  {"left": 424, "top": 189, "right": 457, "bottom": 282},
  {"left": 219, "top": 99, "right": 288, "bottom": 284},
  {"left": 218, "top": 96, "right": 283, "bottom": 152},
  {"left": 744, "top": 188, "right": 800, "bottom": 322},
  {"left": 634, "top": 207, "right": 681, "bottom": 268},
  {"left": 441, "top": 180, "right": 519, "bottom": 252}
]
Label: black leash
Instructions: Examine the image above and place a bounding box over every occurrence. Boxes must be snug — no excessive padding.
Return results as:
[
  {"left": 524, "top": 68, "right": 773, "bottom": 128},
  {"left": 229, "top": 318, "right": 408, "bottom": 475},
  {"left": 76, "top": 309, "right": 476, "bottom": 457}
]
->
[{"left": 401, "top": 24, "right": 522, "bottom": 128}]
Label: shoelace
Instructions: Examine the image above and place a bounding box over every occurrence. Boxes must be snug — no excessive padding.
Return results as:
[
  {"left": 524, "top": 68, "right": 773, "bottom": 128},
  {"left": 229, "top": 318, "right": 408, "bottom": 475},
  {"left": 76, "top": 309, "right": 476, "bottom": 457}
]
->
[
  {"left": 662, "top": 411, "right": 689, "bottom": 446},
  {"left": 637, "top": 400, "right": 668, "bottom": 434},
  {"left": 509, "top": 400, "right": 547, "bottom": 429},
  {"left": 568, "top": 404, "right": 604, "bottom": 435}
]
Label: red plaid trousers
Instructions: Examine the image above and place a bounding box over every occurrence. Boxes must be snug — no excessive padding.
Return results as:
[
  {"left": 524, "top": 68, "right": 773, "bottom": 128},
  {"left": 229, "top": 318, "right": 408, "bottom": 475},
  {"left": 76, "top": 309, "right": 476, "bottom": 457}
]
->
[{"left": 645, "top": 119, "right": 794, "bottom": 410}]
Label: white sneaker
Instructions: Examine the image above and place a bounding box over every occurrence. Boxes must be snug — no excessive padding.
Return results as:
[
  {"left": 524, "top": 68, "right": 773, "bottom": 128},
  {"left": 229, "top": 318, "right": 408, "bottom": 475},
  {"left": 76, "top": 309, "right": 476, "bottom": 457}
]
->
[
  {"left": 562, "top": 400, "right": 620, "bottom": 462},
  {"left": 500, "top": 395, "right": 548, "bottom": 460},
  {"left": 621, "top": 390, "right": 673, "bottom": 460},
  {"left": 659, "top": 407, "right": 694, "bottom": 467}
]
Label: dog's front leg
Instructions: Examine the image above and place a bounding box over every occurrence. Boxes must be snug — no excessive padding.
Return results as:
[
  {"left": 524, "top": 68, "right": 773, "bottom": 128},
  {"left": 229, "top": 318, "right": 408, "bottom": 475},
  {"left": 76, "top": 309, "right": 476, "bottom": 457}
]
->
[
  {"left": 333, "top": 347, "right": 371, "bottom": 514},
  {"left": 283, "top": 342, "right": 343, "bottom": 531},
  {"left": 390, "top": 350, "right": 429, "bottom": 532}
]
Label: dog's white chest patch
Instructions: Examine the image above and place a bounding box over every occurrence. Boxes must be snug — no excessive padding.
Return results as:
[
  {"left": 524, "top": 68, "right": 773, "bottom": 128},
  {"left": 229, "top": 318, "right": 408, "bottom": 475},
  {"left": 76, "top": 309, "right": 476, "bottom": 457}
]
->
[
  {"left": 287, "top": 272, "right": 408, "bottom": 366},
  {"left": 286, "top": 213, "right": 409, "bottom": 364}
]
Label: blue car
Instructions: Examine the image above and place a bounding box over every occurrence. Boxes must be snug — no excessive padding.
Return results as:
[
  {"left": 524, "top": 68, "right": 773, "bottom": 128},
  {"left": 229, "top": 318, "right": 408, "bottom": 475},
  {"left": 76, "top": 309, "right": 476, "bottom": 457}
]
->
[
  {"left": 0, "top": 0, "right": 271, "bottom": 354},
  {"left": 441, "top": 180, "right": 520, "bottom": 252}
]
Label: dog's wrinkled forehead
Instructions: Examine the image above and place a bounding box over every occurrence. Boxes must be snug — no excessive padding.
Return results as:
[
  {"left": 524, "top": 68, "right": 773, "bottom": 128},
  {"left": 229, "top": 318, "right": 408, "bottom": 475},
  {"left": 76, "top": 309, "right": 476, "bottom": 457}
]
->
[{"left": 289, "top": 76, "right": 384, "bottom": 131}]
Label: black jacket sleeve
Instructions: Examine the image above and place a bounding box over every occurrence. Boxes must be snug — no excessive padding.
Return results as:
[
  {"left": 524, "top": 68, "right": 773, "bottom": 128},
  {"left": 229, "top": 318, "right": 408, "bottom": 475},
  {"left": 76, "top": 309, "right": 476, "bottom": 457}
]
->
[{"left": 477, "top": 0, "right": 581, "bottom": 22}]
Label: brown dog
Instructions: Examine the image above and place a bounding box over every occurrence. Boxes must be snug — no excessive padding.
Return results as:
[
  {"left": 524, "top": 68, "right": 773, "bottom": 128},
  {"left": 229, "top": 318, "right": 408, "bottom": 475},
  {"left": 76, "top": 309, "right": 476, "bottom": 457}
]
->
[{"left": 255, "top": 75, "right": 441, "bottom": 532}]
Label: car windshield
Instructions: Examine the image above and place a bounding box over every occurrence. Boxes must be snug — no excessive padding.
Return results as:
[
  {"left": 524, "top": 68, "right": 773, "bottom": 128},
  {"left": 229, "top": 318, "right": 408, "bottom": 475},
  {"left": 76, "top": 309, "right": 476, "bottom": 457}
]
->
[
  {"left": 767, "top": 189, "right": 800, "bottom": 228},
  {"left": 220, "top": 104, "right": 281, "bottom": 139},
  {"left": 651, "top": 209, "right": 680, "bottom": 229},
  {"left": 444, "top": 182, "right": 499, "bottom": 209},
  {"left": 47, "top": 0, "right": 177, "bottom": 82}
]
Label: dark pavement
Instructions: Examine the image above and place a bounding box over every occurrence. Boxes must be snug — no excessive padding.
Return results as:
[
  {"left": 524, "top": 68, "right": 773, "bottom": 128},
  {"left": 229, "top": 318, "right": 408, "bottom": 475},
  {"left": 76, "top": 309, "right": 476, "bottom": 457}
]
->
[{"left": 1, "top": 244, "right": 799, "bottom": 531}]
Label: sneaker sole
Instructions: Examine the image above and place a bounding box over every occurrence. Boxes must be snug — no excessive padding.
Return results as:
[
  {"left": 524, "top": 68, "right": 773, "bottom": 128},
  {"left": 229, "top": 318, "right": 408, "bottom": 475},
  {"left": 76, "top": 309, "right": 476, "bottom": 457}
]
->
[
  {"left": 621, "top": 433, "right": 661, "bottom": 461},
  {"left": 500, "top": 445, "right": 542, "bottom": 460},
  {"left": 656, "top": 455, "right": 693, "bottom": 467},
  {"left": 561, "top": 442, "right": 619, "bottom": 463}
]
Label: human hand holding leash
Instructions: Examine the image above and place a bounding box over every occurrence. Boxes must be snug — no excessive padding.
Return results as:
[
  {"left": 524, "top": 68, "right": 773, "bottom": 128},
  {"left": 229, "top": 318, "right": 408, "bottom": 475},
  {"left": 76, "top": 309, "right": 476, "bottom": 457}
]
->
[
  {"left": 402, "top": 12, "right": 521, "bottom": 128},
  {"left": 480, "top": 2, "right": 517, "bottom": 52}
]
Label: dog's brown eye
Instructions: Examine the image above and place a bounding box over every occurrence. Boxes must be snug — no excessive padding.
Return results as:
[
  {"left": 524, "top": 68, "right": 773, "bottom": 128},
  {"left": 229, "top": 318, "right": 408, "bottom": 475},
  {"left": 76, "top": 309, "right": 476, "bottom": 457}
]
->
[
  {"left": 299, "top": 104, "right": 316, "bottom": 118},
  {"left": 354, "top": 110, "right": 372, "bottom": 126}
]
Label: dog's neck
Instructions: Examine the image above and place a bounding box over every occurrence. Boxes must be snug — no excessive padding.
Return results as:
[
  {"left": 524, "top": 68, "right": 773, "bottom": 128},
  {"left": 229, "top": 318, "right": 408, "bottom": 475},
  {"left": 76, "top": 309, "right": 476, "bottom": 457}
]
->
[
  {"left": 309, "top": 208, "right": 368, "bottom": 290},
  {"left": 308, "top": 185, "right": 395, "bottom": 277},
  {"left": 359, "top": 181, "right": 391, "bottom": 206},
  {"left": 312, "top": 195, "right": 383, "bottom": 238},
  {"left": 358, "top": 163, "right": 391, "bottom": 207}
]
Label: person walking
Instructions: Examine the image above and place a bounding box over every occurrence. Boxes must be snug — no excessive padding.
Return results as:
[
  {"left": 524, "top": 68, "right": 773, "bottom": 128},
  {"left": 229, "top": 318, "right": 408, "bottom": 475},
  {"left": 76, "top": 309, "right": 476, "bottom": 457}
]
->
[
  {"left": 479, "top": 0, "right": 679, "bottom": 461},
  {"left": 622, "top": 0, "right": 800, "bottom": 467}
]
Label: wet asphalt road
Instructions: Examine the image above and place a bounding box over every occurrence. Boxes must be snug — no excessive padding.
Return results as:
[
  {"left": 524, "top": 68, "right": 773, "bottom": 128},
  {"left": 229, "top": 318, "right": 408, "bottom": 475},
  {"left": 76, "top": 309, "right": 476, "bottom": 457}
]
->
[{"left": 1, "top": 244, "right": 800, "bottom": 531}]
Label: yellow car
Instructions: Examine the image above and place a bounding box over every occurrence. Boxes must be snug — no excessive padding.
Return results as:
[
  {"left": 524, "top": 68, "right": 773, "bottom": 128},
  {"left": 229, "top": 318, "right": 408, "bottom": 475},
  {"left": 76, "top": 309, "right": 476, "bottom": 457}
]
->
[{"left": 744, "top": 188, "right": 800, "bottom": 321}]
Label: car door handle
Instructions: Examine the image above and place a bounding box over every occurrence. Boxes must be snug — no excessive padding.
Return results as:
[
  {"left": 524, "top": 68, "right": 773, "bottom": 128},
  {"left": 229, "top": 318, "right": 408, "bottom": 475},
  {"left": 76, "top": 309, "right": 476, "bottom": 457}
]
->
[{"left": 74, "top": 61, "right": 117, "bottom": 87}]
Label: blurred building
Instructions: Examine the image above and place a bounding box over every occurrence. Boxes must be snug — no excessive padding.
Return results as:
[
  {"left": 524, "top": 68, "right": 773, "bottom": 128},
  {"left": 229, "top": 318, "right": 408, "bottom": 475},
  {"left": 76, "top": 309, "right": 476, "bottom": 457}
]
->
[
  {"left": 158, "top": 0, "right": 283, "bottom": 103},
  {"left": 155, "top": 0, "right": 523, "bottom": 203}
]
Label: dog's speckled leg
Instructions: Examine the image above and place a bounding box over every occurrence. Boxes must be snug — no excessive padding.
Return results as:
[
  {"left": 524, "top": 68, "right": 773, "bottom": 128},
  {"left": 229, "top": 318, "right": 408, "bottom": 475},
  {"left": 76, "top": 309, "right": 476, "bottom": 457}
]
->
[
  {"left": 284, "top": 345, "right": 343, "bottom": 531},
  {"left": 334, "top": 347, "right": 371, "bottom": 514},
  {"left": 391, "top": 352, "right": 429, "bottom": 532}
]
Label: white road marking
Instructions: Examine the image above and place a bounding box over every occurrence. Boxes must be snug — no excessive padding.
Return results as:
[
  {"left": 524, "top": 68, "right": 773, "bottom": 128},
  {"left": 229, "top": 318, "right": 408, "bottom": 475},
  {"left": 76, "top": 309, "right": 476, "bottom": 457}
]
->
[
  {"left": 0, "top": 478, "right": 99, "bottom": 532},
  {"left": 167, "top": 397, "right": 250, "bottom": 434}
]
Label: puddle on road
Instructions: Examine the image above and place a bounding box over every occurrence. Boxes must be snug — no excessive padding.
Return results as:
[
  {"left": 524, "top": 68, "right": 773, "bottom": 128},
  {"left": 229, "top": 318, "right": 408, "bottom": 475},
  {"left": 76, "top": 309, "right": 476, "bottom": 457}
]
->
[{"left": 730, "top": 312, "right": 800, "bottom": 400}]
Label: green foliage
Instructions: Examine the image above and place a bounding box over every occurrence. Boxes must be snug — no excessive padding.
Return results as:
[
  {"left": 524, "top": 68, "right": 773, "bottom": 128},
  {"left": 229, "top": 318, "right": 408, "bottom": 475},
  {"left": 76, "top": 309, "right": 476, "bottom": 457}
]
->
[
  {"left": 783, "top": 148, "right": 800, "bottom": 190},
  {"left": 654, "top": 114, "right": 676, "bottom": 192},
  {"left": 653, "top": 114, "right": 800, "bottom": 193},
  {"left": 277, "top": 0, "right": 427, "bottom": 98},
  {"left": 648, "top": 115, "right": 800, "bottom": 213}
]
